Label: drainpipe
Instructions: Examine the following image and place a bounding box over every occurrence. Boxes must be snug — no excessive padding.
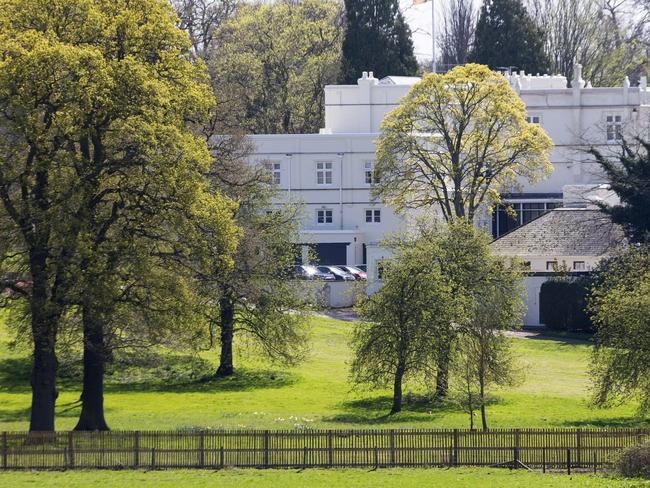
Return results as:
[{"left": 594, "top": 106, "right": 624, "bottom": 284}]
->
[
  {"left": 286, "top": 153, "right": 292, "bottom": 198},
  {"left": 338, "top": 152, "right": 344, "bottom": 230}
]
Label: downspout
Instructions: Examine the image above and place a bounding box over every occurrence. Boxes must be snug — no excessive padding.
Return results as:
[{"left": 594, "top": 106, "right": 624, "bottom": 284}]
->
[{"left": 338, "top": 152, "right": 344, "bottom": 230}]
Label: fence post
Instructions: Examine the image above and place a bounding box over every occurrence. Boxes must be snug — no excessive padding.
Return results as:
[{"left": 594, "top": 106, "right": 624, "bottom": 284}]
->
[
  {"left": 2, "top": 432, "right": 7, "bottom": 470},
  {"left": 593, "top": 450, "right": 597, "bottom": 474},
  {"left": 151, "top": 447, "right": 156, "bottom": 469},
  {"left": 453, "top": 429, "right": 459, "bottom": 466},
  {"left": 566, "top": 448, "right": 571, "bottom": 475},
  {"left": 263, "top": 430, "right": 269, "bottom": 468},
  {"left": 514, "top": 429, "right": 520, "bottom": 469},
  {"left": 199, "top": 432, "right": 205, "bottom": 468},
  {"left": 220, "top": 445, "right": 224, "bottom": 469},
  {"left": 67, "top": 431, "right": 74, "bottom": 469},
  {"left": 542, "top": 448, "right": 546, "bottom": 473},
  {"left": 374, "top": 446, "right": 378, "bottom": 469},
  {"left": 134, "top": 431, "right": 140, "bottom": 468},
  {"left": 328, "top": 431, "right": 333, "bottom": 467},
  {"left": 576, "top": 429, "right": 581, "bottom": 468},
  {"left": 303, "top": 446, "right": 307, "bottom": 469},
  {"left": 389, "top": 430, "right": 395, "bottom": 466}
]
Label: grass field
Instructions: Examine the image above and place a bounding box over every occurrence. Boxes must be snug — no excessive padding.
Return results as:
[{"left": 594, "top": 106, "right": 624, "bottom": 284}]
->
[
  {"left": 0, "top": 311, "right": 646, "bottom": 432},
  {"left": 1, "top": 468, "right": 649, "bottom": 488}
]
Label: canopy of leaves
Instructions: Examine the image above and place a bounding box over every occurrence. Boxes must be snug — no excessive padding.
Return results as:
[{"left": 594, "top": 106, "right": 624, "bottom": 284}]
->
[
  {"left": 339, "top": 0, "right": 418, "bottom": 83},
  {"left": 0, "top": 0, "right": 240, "bottom": 385},
  {"left": 588, "top": 245, "right": 650, "bottom": 415},
  {"left": 209, "top": 0, "right": 343, "bottom": 134},
  {"left": 374, "top": 64, "right": 553, "bottom": 221}
]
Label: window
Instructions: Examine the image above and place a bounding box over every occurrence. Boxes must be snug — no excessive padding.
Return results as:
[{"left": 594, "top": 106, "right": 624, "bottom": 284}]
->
[
  {"left": 316, "top": 209, "right": 333, "bottom": 224},
  {"left": 573, "top": 261, "right": 586, "bottom": 271},
  {"left": 526, "top": 115, "right": 541, "bottom": 124},
  {"left": 264, "top": 161, "right": 281, "bottom": 185},
  {"left": 365, "top": 209, "right": 381, "bottom": 223},
  {"left": 364, "top": 161, "right": 379, "bottom": 184},
  {"left": 546, "top": 261, "right": 558, "bottom": 271},
  {"left": 316, "top": 161, "right": 333, "bottom": 185},
  {"left": 492, "top": 201, "right": 562, "bottom": 238},
  {"left": 606, "top": 114, "right": 623, "bottom": 142}
]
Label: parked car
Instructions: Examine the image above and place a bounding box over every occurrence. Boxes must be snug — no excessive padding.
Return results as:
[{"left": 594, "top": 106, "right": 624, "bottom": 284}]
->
[
  {"left": 316, "top": 265, "right": 356, "bottom": 281},
  {"left": 292, "top": 265, "right": 335, "bottom": 281},
  {"left": 337, "top": 265, "right": 367, "bottom": 280}
]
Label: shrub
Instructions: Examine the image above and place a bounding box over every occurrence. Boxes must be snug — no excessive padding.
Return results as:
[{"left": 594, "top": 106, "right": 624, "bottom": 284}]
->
[
  {"left": 618, "top": 443, "right": 650, "bottom": 479},
  {"left": 539, "top": 278, "right": 593, "bottom": 331}
]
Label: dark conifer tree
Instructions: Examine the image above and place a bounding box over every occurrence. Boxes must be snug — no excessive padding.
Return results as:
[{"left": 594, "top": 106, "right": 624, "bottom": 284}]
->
[
  {"left": 590, "top": 140, "right": 650, "bottom": 243},
  {"left": 471, "top": 0, "right": 549, "bottom": 74},
  {"left": 339, "top": 0, "right": 419, "bottom": 83}
]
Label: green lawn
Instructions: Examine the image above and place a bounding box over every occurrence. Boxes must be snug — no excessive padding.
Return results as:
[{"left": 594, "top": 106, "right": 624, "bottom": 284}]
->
[
  {"left": 0, "top": 311, "right": 646, "bottom": 431},
  {"left": 1, "top": 469, "right": 649, "bottom": 488}
]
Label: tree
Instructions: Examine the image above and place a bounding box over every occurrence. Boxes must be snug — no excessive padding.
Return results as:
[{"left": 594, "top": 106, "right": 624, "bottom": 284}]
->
[
  {"left": 590, "top": 141, "right": 650, "bottom": 244},
  {"left": 374, "top": 64, "right": 553, "bottom": 222},
  {"left": 339, "top": 0, "right": 418, "bottom": 83},
  {"left": 588, "top": 245, "right": 650, "bottom": 415},
  {"left": 453, "top": 257, "right": 524, "bottom": 431},
  {"left": 172, "top": 0, "right": 241, "bottom": 60},
  {"left": 0, "top": 0, "right": 238, "bottom": 431},
  {"left": 471, "top": 0, "right": 550, "bottom": 74},
  {"left": 209, "top": 0, "right": 343, "bottom": 134},
  {"left": 528, "top": 0, "right": 648, "bottom": 86},
  {"left": 201, "top": 152, "right": 313, "bottom": 378},
  {"left": 439, "top": 0, "right": 476, "bottom": 69},
  {"left": 351, "top": 236, "right": 456, "bottom": 414}
]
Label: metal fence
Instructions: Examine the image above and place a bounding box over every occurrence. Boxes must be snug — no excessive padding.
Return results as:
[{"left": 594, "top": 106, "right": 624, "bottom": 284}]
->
[{"left": 1, "top": 428, "right": 648, "bottom": 471}]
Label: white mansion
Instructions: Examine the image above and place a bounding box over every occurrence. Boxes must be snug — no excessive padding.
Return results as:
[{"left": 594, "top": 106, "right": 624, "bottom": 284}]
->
[{"left": 247, "top": 66, "right": 648, "bottom": 291}]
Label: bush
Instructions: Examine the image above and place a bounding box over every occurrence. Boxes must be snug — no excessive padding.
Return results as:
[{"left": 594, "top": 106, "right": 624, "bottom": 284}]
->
[
  {"left": 618, "top": 443, "right": 650, "bottom": 479},
  {"left": 539, "top": 278, "right": 593, "bottom": 331}
]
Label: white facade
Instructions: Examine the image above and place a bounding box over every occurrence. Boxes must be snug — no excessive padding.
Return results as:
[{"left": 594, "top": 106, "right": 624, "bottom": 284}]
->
[{"left": 248, "top": 67, "right": 649, "bottom": 282}]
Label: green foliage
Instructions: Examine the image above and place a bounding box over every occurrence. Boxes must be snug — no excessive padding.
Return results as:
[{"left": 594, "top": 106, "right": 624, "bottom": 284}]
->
[
  {"left": 0, "top": 0, "right": 240, "bottom": 430},
  {"left": 352, "top": 222, "right": 525, "bottom": 419},
  {"left": 351, "top": 232, "right": 456, "bottom": 413},
  {"left": 339, "top": 0, "right": 418, "bottom": 83},
  {"left": 374, "top": 64, "right": 553, "bottom": 221},
  {"left": 453, "top": 245, "right": 525, "bottom": 430},
  {"left": 209, "top": 0, "right": 343, "bottom": 134},
  {"left": 617, "top": 443, "right": 650, "bottom": 479},
  {"left": 540, "top": 278, "right": 593, "bottom": 332},
  {"left": 201, "top": 156, "right": 315, "bottom": 375},
  {"left": 590, "top": 141, "right": 650, "bottom": 244},
  {"left": 588, "top": 245, "right": 650, "bottom": 415},
  {"left": 471, "top": 0, "right": 550, "bottom": 74}
]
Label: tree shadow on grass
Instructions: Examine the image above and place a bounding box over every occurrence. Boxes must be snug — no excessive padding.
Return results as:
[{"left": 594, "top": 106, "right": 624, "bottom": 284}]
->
[
  {"left": 0, "top": 350, "right": 298, "bottom": 395},
  {"left": 325, "top": 394, "right": 462, "bottom": 425},
  {"left": 105, "top": 367, "right": 298, "bottom": 394},
  {"left": 561, "top": 417, "right": 650, "bottom": 428}
]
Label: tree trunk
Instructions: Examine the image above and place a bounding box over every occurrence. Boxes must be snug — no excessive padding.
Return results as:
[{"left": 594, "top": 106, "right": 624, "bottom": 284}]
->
[
  {"left": 479, "top": 375, "right": 488, "bottom": 432},
  {"left": 215, "top": 296, "right": 235, "bottom": 377},
  {"left": 390, "top": 364, "right": 405, "bottom": 414},
  {"left": 28, "top": 251, "right": 58, "bottom": 432},
  {"left": 435, "top": 348, "right": 450, "bottom": 399},
  {"left": 74, "top": 303, "right": 109, "bottom": 431}
]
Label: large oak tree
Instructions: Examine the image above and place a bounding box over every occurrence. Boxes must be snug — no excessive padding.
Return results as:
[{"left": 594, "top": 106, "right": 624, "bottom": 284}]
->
[{"left": 0, "top": 0, "right": 238, "bottom": 431}]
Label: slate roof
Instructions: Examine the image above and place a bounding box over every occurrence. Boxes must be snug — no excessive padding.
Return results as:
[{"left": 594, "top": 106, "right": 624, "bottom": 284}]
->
[{"left": 490, "top": 208, "right": 627, "bottom": 257}]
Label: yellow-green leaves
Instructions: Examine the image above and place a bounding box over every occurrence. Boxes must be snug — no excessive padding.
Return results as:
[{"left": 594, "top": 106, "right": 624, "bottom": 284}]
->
[
  {"left": 209, "top": 0, "right": 343, "bottom": 134},
  {"left": 375, "top": 63, "right": 554, "bottom": 221}
]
